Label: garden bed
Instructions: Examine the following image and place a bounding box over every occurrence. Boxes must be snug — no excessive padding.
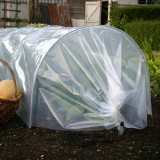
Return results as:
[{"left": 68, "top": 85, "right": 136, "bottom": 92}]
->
[{"left": 0, "top": 98, "right": 159, "bottom": 160}]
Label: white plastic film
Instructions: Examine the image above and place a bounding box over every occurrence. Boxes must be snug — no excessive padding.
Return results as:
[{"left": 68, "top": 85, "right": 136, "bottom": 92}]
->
[{"left": 0, "top": 26, "right": 151, "bottom": 132}]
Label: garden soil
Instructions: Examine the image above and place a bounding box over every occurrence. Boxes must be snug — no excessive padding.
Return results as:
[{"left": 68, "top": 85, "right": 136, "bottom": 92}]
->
[{"left": 0, "top": 99, "right": 160, "bottom": 160}]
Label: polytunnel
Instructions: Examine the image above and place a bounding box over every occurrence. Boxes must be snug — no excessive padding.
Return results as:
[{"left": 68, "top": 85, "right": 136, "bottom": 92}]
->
[{"left": 0, "top": 26, "right": 152, "bottom": 132}]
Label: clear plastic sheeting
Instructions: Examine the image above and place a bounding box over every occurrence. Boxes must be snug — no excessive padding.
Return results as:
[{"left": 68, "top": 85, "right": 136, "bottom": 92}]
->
[
  {"left": 0, "top": 26, "right": 152, "bottom": 132},
  {"left": 0, "top": 27, "right": 38, "bottom": 80}
]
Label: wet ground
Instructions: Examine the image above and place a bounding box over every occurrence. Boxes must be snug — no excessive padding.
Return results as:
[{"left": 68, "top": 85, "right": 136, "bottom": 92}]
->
[{"left": 0, "top": 99, "right": 160, "bottom": 160}]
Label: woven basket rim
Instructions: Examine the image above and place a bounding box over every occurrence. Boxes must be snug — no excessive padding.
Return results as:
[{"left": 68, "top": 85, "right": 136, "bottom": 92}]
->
[
  {"left": 0, "top": 92, "right": 22, "bottom": 102},
  {"left": 0, "top": 58, "right": 18, "bottom": 98},
  {"left": 0, "top": 58, "right": 23, "bottom": 123}
]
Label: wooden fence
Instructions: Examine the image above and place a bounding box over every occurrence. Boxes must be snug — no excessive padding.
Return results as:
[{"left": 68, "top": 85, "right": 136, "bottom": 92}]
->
[
  {"left": 28, "top": 0, "right": 72, "bottom": 26},
  {"left": 0, "top": 0, "right": 71, "bottom": 27},
  {"left": 0, "top": 0, "right": 27, "bottom": 3},
  {"left": 0, "top": 0, "right": 28, "bottom": 27}
]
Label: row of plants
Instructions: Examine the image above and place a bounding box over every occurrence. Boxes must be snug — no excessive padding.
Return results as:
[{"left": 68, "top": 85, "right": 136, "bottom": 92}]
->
[
  {"left": 124, "top": 20, "right": 160, "bottom": 51},
  {"left": 110, "top": 5, "right": 160, "bottom": 28},
  {"left": 27, "top": 23, "right": 48, "bottom": 27},
  {"left": 142, "top": 38, "right": 160, "bottom": 97},
  {"left": 110, "top": 5, "right": 160, "bottom": 51},
  {"left": 110, "top": 5, "right": 160, "bottom": 98}
]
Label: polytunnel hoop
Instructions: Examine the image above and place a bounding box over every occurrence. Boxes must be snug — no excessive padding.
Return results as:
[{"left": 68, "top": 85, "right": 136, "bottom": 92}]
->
[
  {"left": 34, "top": 25, "right": 151, "bottom": 130},
  {"left": 0, "top": 25, "right": 152, "bottom": 132}
]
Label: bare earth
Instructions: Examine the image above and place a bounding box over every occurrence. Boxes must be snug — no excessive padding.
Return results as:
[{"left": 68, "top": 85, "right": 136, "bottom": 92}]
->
[{"left": 0, "top": 99, "right": 160, "bottom": 160}]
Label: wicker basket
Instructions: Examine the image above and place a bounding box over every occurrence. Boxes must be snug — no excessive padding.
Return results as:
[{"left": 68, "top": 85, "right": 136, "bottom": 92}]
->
[{"left": 0, "top": 58, "right": 22, "bottom": 123}]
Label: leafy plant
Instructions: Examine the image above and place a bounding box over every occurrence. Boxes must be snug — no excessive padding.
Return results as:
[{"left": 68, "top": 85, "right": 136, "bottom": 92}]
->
[
  {"left": 119, "top": 14, "right": 128, "bottom": 30},
  {"left": 110, "top": 5, "right": 160, "bottom": 28},
  {"left": 152, "top": 0, "right": 160, "bottom": 4},
  {"left": 14, "top": 0, "right": 21, "bottom": 27},
  {"left": 124, "top": 20, "right": 160, "bottom": 51},
  {"left": 142, "top": 38, "right": 154, "bottom": 60},
  {"left": 28, "top": 23, "right": 48, "bottom": 28},
  {"left": 142, "top": 38, "right": 160, "bottom": 97}
]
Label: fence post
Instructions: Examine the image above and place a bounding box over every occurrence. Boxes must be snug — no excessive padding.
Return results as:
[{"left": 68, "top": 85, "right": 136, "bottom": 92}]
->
[
  {"left": 27, "top": 0, "right": 34, "bottom": 23},
  {"left": 34, "top": 0, "right": 39, "bottom": 23},
  {"left": 27, "top": 0, "right": 39, "bottom": 24},
  {"left": 108, "top": 0, "right": 112, "bottom": 25}
]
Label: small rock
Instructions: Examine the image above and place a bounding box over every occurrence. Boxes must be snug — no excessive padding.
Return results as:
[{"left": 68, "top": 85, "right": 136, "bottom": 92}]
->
[
  {"left": 127, "top": 153, "right": 132, "bottom": 155},
  {"left": 40, "top": 155, "right": 44, "bottom": 158},
  {"left": 97, "top": 149, "right": 101, "bottom": 152}
]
